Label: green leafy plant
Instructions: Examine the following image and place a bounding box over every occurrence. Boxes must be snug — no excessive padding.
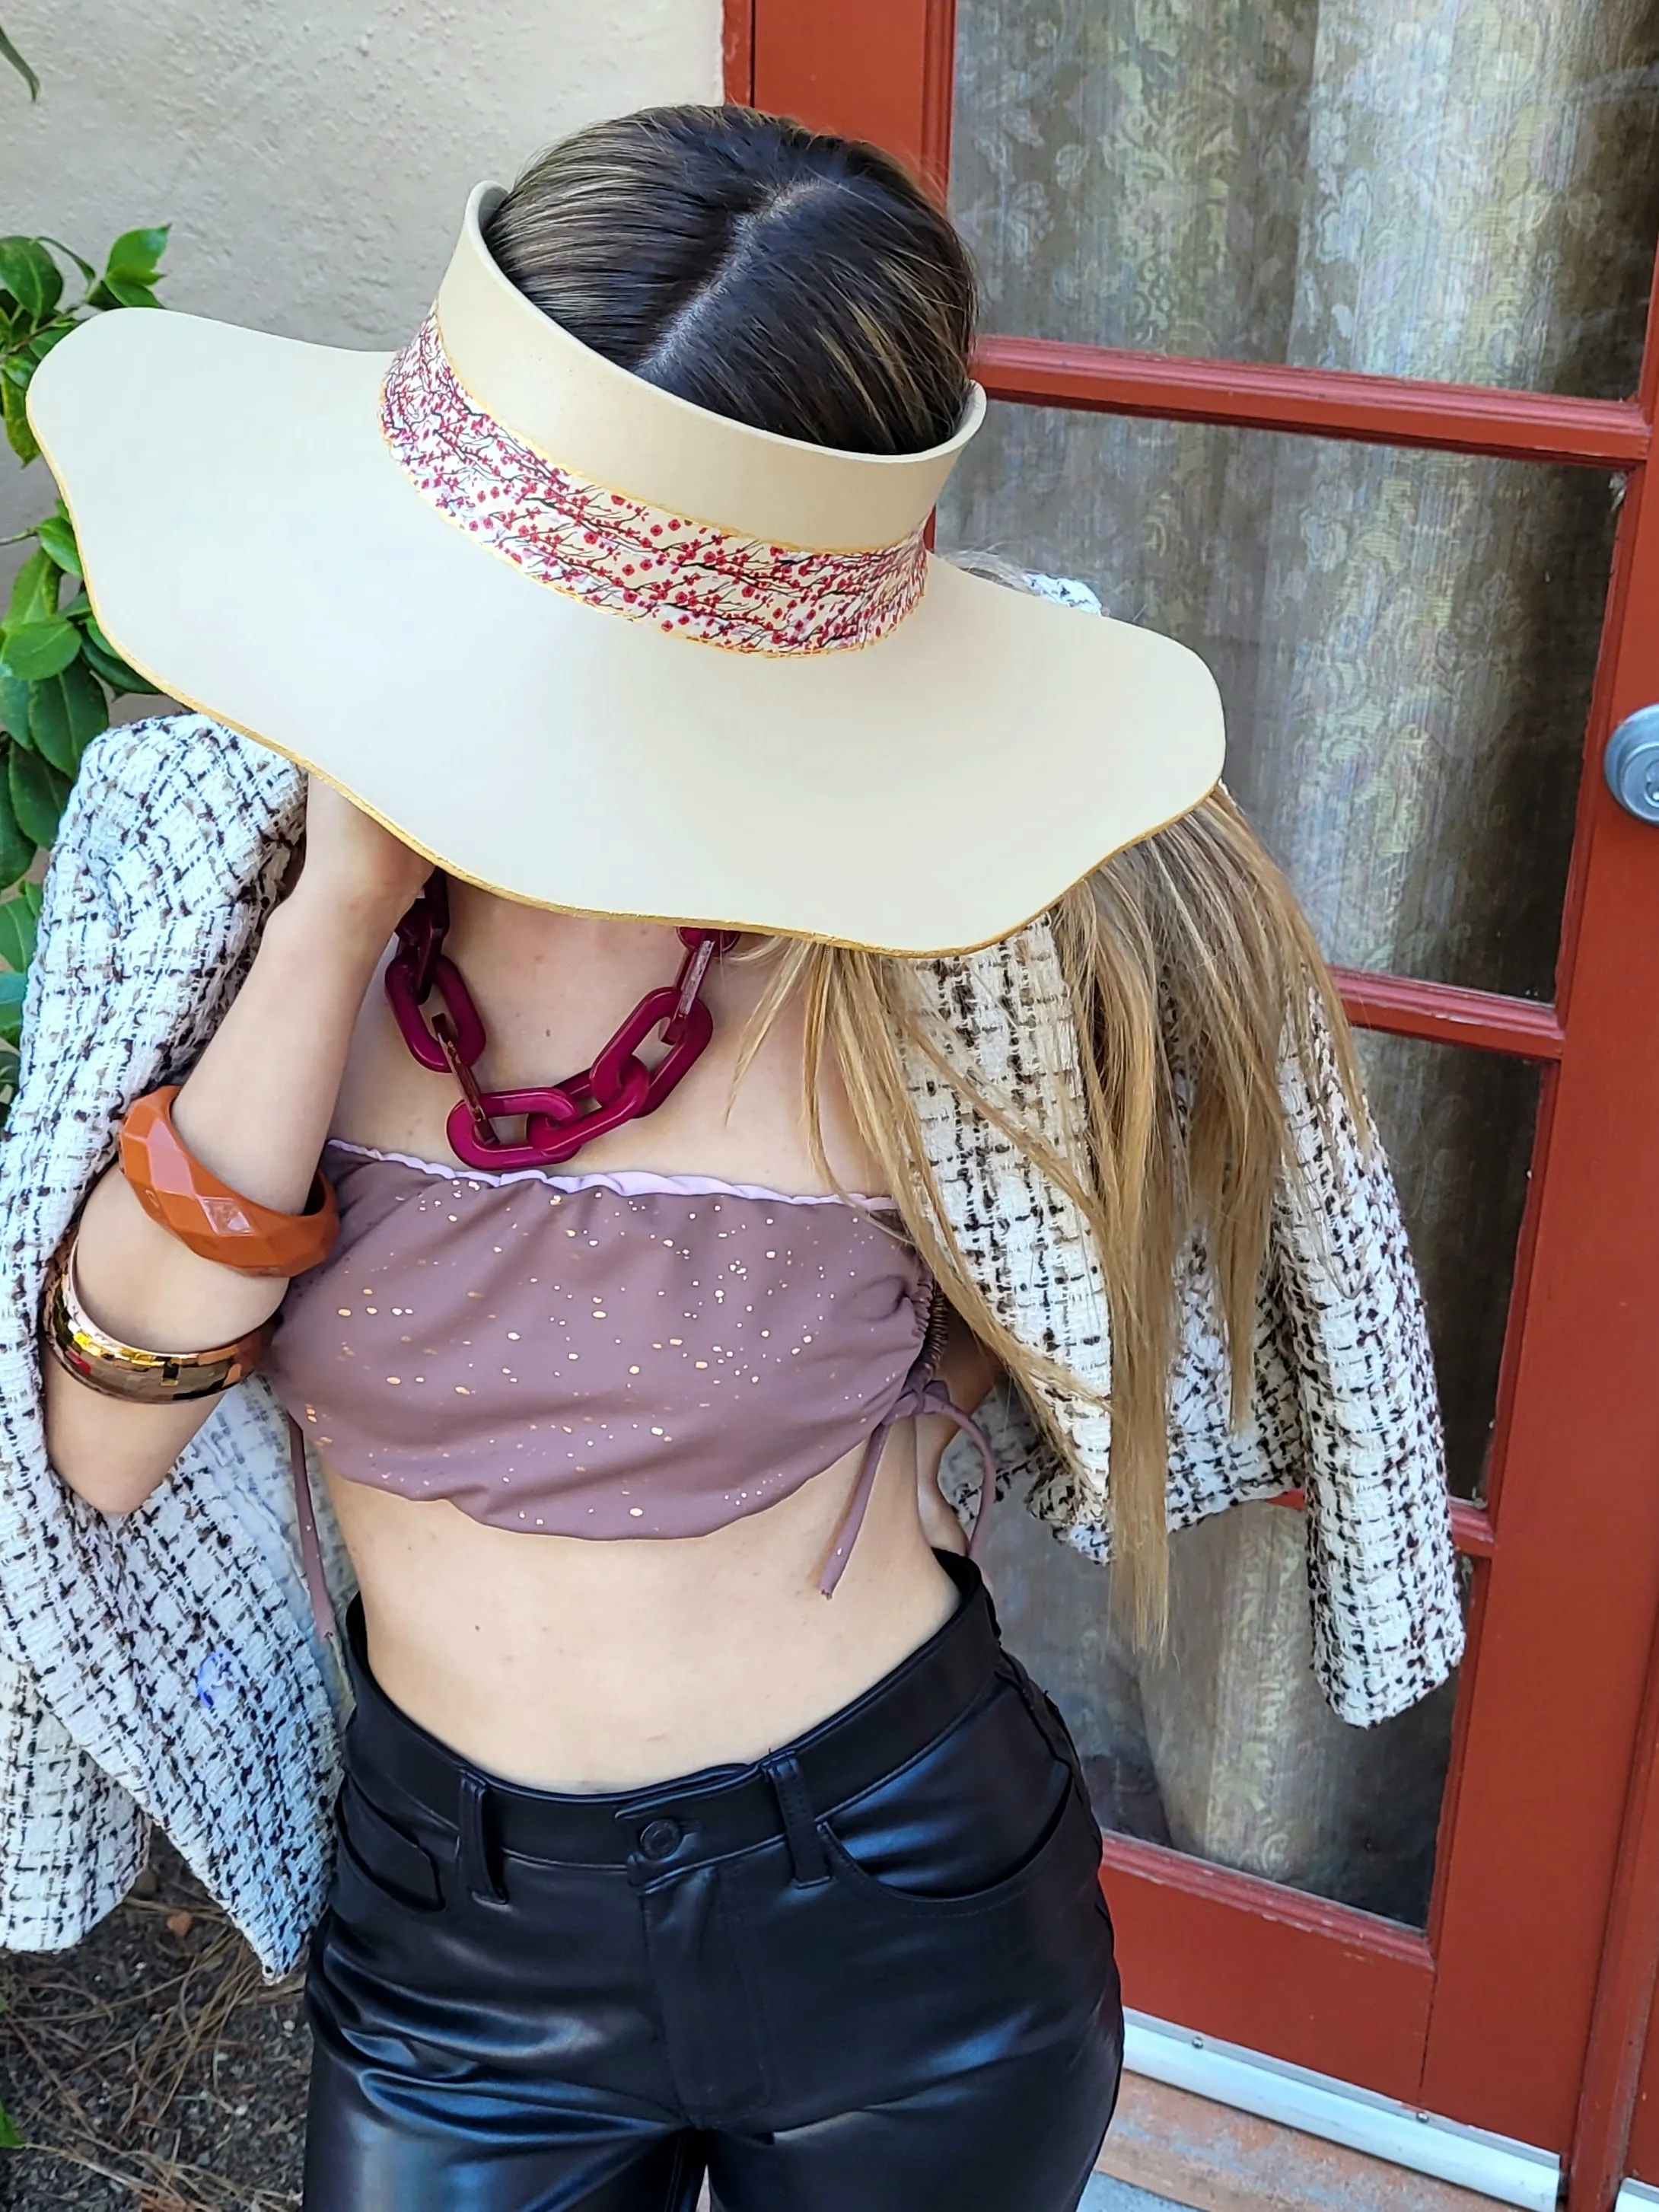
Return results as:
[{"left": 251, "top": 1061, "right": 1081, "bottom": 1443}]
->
[
  {"left": 0, "top": 21, "right": 37, "bottom": 100},
  {"left": 0, "top": 228, "right": 164, "bottom": 1114}
]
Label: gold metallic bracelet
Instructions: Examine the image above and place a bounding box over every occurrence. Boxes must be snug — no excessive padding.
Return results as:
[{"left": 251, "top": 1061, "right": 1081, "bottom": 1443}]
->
[{"left": 41, "top": 1233, "right": 272, "bottom": 1405}]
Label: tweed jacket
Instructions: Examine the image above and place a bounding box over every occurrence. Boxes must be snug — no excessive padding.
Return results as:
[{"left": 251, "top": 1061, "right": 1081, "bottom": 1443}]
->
[{"left": 0, "top": 716, "right": 1463, "bottom": 1973}]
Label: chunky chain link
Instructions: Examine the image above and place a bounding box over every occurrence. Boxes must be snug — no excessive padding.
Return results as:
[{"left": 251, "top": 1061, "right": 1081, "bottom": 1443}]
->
[{"left": 384, "top": 875, "right": 737, "bottom": 1171}]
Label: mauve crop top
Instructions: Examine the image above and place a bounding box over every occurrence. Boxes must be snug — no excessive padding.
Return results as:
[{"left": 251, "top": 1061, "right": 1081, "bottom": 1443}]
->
[{"left": 266, "top": 1143, "right": 993, "bottom": 1593}]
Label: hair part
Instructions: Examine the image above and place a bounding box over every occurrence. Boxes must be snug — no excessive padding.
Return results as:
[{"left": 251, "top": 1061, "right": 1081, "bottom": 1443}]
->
[{"left": 486, "top": 105, "right": 976, "bottom": 455}]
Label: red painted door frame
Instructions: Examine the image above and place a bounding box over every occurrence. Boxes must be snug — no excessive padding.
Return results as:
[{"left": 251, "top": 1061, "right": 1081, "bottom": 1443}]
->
[
  {"left": 723, "top": 1, "right": 753, "bottom": 105},
  {"left": 1429, "top": 261, "right": 1659, "bottom": 2179},
  {"left": 742, "top": 0, "right": 957, "bottom": 198},
  {"left": 736, "top": 2, "right": 1659, "bottom": 2185},
  {"left": 1573, "top": 1574, "right": 1659, "bottom": 2204}
]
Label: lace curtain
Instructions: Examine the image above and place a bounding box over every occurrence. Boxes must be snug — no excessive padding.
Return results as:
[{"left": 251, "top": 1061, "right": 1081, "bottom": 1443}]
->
[{"left": 938, "top": 0, "right": 1659, "bottom": 1920}]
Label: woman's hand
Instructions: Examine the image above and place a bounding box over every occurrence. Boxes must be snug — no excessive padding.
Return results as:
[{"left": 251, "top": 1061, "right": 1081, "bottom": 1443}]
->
[
  {"left": 293, "top": 776, "right": 433, "bottom": 935},
  {"left": 46, "top": 776, "right": 431, "bottom": 1514}
]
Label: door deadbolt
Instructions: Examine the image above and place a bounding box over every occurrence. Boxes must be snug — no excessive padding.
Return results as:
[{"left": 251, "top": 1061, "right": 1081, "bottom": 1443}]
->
[{"left": 1606, "top": 706, "right": 1659, "bottom": 824}]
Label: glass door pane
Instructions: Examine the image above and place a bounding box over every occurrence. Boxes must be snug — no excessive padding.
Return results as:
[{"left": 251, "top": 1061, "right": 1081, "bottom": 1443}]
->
[
  {"left": 963, "top": 1035, "right": 1530, "bottom": 1924},
  {"left": 936, "top": 412, "right": 1618, "bottom": 999},
  {"left": 1356, "top": 1033, "right": 1539, "bottom": 1502},
  {"left": 952, "top": 0, "right": 1659, "bottom": 397},
  {"left": 935, "top": 408, "right": 1570, "bottom": 1919},
  {"left": 976, "top": 1489, "right": 1463, "bottom": 1926}
]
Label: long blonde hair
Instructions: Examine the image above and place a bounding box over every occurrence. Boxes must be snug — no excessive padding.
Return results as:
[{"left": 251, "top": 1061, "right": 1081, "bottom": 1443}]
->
[
  {"left": 745, "top": 595, "right": 1363, "bottom": 1642},
  {"left": 490, "top": 114, "right": 1366, "bottom": 1636}
]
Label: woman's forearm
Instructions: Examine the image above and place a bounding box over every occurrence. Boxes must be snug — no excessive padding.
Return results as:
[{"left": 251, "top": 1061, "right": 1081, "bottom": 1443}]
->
[
  {"left": 44, "top": 878, "right": 397, "bottom": 1510},
  {"left": 82, "top": 881, "right": 392, "bottom": 1337}
]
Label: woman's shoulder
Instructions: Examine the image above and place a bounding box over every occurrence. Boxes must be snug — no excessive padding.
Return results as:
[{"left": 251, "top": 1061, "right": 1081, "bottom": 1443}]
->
[
  {"left": 59, "top": 713, "right": 301, "bottom": 904},
  {"left": 11, "top": 717, "right": 304, "bottom": 1187},
  {"left": 73, "top": 712, "right": 298, "bottom": 830}
]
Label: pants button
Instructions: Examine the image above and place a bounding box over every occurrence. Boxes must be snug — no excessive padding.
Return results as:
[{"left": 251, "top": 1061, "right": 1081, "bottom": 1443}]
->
[{"left": 638, "top": 1817, "right": 682, "bottom": 1861}]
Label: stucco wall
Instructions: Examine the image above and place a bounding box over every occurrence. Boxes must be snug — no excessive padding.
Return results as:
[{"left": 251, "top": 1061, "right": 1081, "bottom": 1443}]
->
[{"left": 0, "top": 0, "right": 722, "bottom": 561}]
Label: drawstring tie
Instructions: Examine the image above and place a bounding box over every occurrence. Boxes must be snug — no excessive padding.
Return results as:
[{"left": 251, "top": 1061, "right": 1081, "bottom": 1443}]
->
[
  {"left": 289, "top": 1415, "right": 338, "bottom": 1644},
  {"left": 818, "top": 1365, "right": 998, "bottom": 1597}
]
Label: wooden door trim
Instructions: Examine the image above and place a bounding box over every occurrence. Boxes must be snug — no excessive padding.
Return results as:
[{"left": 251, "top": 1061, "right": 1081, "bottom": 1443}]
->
[
  {"left": 918, "top": 0, "right": 958, "bottom": 197},
  {"left": 1416, "top": 269, "right": 1659, "bottom": 2146},
  {"left": 723, "top": 0, "right": 755, "bottom": 103},
  {"left": 1102, "top": 1837, "right": 1434, "bottom": 2101},
  {"left": 975, "top": 335, "right": 1650, "bottom": 467},
  {"left": 1331, "top": 971, "right": 1565, "bottom": 1061},
  {"left": 750, "top": 0, "right": 952, "bottom": 195},
  {"left": 1567, "top": 1579, "right": 1659, "bottom": 2208},
  {"left": 1102, "top": 1833, "right": 1433, "bottom": 1965},
  {"left": 1562, "top": 257, "right": 1659, "bottom": 2210}
]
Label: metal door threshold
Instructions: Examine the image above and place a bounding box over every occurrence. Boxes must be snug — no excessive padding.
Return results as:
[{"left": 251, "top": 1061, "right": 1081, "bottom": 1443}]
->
[{"left": 1122, "top": 2013, "right": 1561, "bottom": 2211}]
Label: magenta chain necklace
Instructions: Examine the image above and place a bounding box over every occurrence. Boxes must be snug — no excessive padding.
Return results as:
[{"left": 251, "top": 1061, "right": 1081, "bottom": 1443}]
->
[{"left": 384, "top": 874, "right": 737, "bottom": 1172}]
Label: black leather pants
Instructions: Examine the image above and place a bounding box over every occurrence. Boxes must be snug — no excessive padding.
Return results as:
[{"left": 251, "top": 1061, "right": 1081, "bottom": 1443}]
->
[{"left": 303, "top": 1557, "right": 1123, "bottom": 2210}]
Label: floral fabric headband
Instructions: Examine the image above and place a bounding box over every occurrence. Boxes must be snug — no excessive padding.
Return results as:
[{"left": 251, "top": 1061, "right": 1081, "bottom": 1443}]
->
[{"left": 381, "top": 313, "right": 929, "bottom": 656}]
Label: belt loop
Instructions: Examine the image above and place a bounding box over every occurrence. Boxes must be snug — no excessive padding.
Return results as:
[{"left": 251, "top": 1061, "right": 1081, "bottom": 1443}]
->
[
  {"left": 764, "top": 1754, "right": 830, "bottom": 1888},
  {"left": 458, "top": 1771, "right": 508, "bottom": 1907}
]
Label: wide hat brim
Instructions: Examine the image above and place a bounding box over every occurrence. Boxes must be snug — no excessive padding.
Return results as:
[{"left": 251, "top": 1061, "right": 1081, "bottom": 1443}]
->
[{"left": 27, "top": 187, "right": 1223, "bottom": 956}]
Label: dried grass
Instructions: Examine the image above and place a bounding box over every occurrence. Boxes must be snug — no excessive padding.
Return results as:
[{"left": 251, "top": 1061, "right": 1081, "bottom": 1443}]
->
[{"left": 0, "top": 1840, "right": 308, "bottom": 2211}]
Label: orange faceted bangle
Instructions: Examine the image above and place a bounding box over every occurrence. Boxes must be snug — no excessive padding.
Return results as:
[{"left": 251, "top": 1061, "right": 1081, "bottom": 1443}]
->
[{"left": 119, "top": 1086, "right": 339, "bottom": 1279}]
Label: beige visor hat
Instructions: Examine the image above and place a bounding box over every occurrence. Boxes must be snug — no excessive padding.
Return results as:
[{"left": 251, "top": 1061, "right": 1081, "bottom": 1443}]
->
[{"left": 27, "top": 183, "right": 1223, "bottom": 955}]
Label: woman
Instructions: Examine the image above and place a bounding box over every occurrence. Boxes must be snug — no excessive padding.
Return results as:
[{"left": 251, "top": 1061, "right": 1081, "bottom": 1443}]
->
[{"left": 12, "top": 106, "right": 1461, "bottom": 2210}]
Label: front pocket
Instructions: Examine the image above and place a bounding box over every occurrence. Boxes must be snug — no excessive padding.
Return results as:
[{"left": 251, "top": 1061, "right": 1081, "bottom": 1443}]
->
[
  {"left": 823, "top": 1672, "right": 1076, "bottom": 1900},
  {"left": 334, "top": 1775, "right": 443, "bottom": 1913},
  {"left": 823, "top": 1769, "right": 1103, "bottom": 1920}
]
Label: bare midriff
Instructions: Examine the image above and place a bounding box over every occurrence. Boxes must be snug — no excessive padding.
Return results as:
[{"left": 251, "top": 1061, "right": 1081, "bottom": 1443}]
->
[{"left": 325, "top": 1428, "right": 960, "bottom": 1792}]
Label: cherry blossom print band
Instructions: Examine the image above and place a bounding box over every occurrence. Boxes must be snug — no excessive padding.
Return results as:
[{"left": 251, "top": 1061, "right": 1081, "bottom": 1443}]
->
[{"left": 379, "top": 313, "right": 929, "bottom": 655}]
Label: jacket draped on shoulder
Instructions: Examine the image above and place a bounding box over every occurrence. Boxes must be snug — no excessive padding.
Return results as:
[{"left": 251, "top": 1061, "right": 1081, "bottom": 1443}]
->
[{"left": 0, "top": 717, "right": 1463, "bottom": 1971}]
